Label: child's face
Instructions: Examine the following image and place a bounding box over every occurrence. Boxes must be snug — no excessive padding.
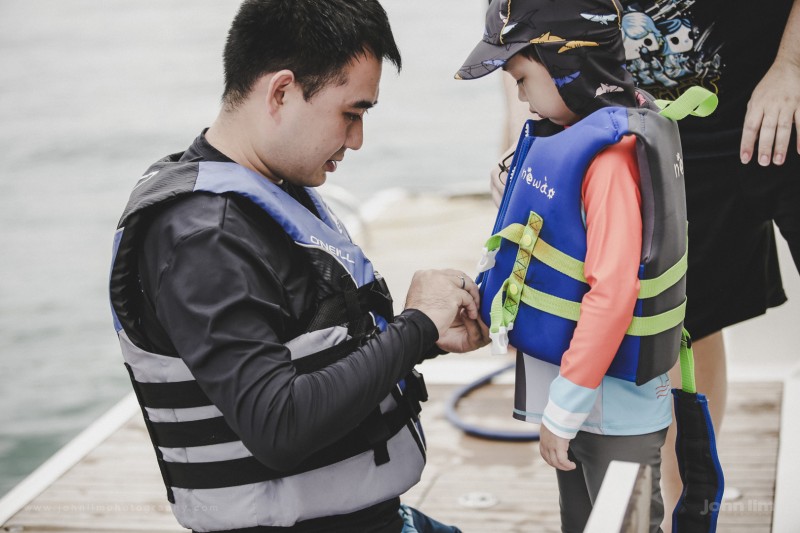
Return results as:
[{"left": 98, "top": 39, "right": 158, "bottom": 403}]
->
[{"left": 504, "top": 53, "right": 579, "bottom": 126}]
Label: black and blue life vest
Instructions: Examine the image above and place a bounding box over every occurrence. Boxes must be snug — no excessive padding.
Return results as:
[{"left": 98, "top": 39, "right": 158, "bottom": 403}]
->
[
  {"left": 109, "top": 157, "right": 427, "bottom": 531},
  {"left": 478, "top": 90, "right": 715, "bottom": 385}
]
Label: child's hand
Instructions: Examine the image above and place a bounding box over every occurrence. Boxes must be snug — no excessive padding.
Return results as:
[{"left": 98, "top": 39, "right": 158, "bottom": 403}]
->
[{"left": 539, "top": 424, "right": 576, "bottom": 471}]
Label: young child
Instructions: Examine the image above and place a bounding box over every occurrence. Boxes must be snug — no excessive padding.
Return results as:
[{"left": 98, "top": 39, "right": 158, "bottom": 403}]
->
[{"left": 456, "top": 1, "right": 689, "bottom": 531}]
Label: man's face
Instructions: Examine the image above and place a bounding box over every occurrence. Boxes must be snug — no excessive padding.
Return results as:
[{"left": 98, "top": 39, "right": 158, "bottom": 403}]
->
[{"left": 272, "top": 53, "right": 382, "bottom": 188}]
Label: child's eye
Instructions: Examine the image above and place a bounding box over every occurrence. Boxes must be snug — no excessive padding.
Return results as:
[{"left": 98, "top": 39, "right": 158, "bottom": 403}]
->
[{"left": 515, "top": 78, "right": 524, "bottom": 86}]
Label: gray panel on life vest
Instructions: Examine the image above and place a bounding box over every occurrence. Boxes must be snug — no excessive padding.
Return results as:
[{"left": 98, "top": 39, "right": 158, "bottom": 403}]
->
[
  {"left": 159, "top": 440, "right": 253, "bottom": 463},
  {"left": 285, "top": 326, "right": 350, "bottom": 360},
  {"left": 145, "top": 404, "right": 223, "bottom": 423},
  {"left": 627, "top": 108, "right": 687, "bottom": 383},
  {"left": 626, "top": 108, "right": 686, "bottom": 275},
  {"left": 168, "top": 424, "right": 425, "bottom": 529},
  {"left": 120, "top": 330, "right": 194, "bottom": 383}
]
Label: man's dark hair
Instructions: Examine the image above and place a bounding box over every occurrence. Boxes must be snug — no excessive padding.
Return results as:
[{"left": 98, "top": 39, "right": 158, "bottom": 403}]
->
[{"left": 222, "top": 0, "right": 402, "bottom": 107}]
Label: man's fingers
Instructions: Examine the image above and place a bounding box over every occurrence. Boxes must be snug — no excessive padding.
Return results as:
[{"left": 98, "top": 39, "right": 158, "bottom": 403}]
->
[
  {"left": 442, "top": 269, "right": 481, "bottom": 314},
  {"left": 757, "top": 112, "right": 778, "bottom": 167},
  {"left": 457, "top": 289, "right": 479, "bottom": 320},
  {"left": 405, "top": 269, "right": 484, "bottom": 335},
  {"left": 459, "top": 316, "right": 483, "bottom": 349},
  {"left": 796, "top": 111, "right": 800, "bottom": 155},
  {"left": 462, "top": 276, "right": 481, "bottom": 310},
  {"left": 772, "top": 110, "right": 794, "bottom": 165}
]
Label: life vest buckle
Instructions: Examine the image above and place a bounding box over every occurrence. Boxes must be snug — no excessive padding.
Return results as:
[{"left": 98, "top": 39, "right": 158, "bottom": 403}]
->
[
  {"left": 405, "top": 369, "right": 429, "bottom": 406},
  {"left": 489, "top": 322, "right": 514, "bottom": 355},
  {"left": 477, "top": 247, "right": 499, "bottom": 272}
]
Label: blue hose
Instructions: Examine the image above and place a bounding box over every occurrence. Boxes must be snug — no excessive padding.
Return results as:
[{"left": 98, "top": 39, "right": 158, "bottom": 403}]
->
[{"left": 444, "top": 362, "right": 540, "bottom": 442}]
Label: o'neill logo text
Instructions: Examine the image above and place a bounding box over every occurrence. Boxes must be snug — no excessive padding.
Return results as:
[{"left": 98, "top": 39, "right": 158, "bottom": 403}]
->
[
  {"left": 310, "top": 235, "right": 355, "bottom": 264},
  {"left": 521, "top": 167, "right": 556, "bottom": 200},
  {"left": 674, "top": 152, "right": 684, "bottom": 180}
]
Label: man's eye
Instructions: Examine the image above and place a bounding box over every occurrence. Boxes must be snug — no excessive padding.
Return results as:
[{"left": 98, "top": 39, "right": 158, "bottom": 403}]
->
[{"left": 346, "top": 112, "right": 363, "bottom": 122}]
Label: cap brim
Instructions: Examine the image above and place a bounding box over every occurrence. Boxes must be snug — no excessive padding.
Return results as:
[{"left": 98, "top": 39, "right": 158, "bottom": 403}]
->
[{"left": 455, "top": 40, "right": 531, "bottom": 80}]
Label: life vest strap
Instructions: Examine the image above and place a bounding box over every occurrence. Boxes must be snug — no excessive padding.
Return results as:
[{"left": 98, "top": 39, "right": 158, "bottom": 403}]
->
[
  {"left": 678, "top": 329, "right": 696, "bottom": 394},
  {"left": 484, "top": 219, "right": 688, "bottom": 299},
  {"left": 482, "top": 222, "right": 587, "bottom": 283},
  {"left": 305, "top": 278, "right": 394, "bottom": 334},
  {"left": 639, "top": 248, "right": 688, "bottom": 298},
  {"left": 484, "top": 211, "right": 689, "bottom": 347},
  {"left": 517, "top": 283, "right": 686, "bottom": 336},
  {"left": 158, "top": 401, "right": 416, "bottom": 490},
  {"left": 510, "top": 213, "right": 541, "bottom": 315},
  {"left": 626, "top": 298, "right": 687, "bottom": 336},
  {"left": 490, "top": 277, "right": 687, "bottom": 340},
  {"left": 149, "top": 416, "right": 242, "bottom": 449},
  {"left": 655, "top": 86, "right": 718, "bottom": 120},
  {"left": 135, "top": 379, "right": 214, "bottom": 410},
  {"left": 124, "top": 363, "right": 176, "bottom": 503}
]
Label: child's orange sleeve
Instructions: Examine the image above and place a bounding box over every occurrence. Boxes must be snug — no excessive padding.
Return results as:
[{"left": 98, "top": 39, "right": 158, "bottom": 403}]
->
[{"left": 561, "top": 135, "right": 642, "bottom": 388}]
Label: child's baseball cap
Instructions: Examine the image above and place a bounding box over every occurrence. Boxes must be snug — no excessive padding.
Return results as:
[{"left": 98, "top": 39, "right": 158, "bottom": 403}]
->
[{"left": 456, "top": 0, "right": 634, "bottom": 115}]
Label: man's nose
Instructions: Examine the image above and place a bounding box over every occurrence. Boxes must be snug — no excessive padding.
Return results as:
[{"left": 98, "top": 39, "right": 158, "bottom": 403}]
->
[{"left": 345, "top": 120, "right": 364, "bottom": 150}]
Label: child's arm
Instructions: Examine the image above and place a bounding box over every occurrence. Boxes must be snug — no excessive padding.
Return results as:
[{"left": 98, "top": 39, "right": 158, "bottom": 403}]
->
[{"left": 541, "top": 135, "right": 642, "bottom": 441}]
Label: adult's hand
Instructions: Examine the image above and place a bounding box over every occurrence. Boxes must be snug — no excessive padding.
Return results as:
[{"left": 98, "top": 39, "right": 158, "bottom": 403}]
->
[
  {"left": 404, "top": 269, "right": 484, "bottom": 350},
  {"left": 740, "top": 58, "right": 800, "bottom": 166},
  {"left": 739, "top": 0, "right": 800, "bottom": 166},
  {"left": 436, "top": 307, "right": 490, "bottom": 353}
]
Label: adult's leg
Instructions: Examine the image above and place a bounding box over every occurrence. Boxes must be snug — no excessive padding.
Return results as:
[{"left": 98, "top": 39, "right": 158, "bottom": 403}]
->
[
  {"left": 773, "top": 157, "right": 800, "bottom": 273},
  {"left": 776, "top": 225, "right": 800, "bottom": 273},
  {"left": 660, "top": 331, "right": 727, "bottom": 532},
  {"left": 661, "top": 155, "right": 787, "bottom": 529}
]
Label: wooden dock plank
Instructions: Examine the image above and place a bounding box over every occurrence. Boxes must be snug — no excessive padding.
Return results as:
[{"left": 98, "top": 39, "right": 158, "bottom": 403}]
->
[{"left": 2, "top": 380, "right": 782, "bottom": 532}]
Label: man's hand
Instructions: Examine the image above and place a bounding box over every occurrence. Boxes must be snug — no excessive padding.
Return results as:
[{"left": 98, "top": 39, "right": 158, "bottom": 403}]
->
[
  {"left": 436, "top": 307, "right": 490, "bottom": 353},
  {"left": 740, "top": 57, "right": 800, "bottom": 166},
  {"left": 539, "top": 424, "right": 576, "bottom": 471},
  {"left": 404, "top": 269, "right": 488, "bottom": 353}
]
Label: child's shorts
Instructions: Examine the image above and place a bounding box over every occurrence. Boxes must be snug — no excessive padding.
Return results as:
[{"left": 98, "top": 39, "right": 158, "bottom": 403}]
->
[{"left": 683, "top": 151, "right": 800, "bottom": 339}]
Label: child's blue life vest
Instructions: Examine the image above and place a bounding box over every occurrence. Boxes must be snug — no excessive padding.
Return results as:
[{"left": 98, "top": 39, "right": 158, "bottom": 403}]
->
[{"left": 477, "top": 90, "right": 716, "bottom": 385}]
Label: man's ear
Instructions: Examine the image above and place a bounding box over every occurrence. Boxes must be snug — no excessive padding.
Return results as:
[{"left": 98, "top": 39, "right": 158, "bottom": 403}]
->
[{"left": 265, "top": 70, "right": 296, "bottom": 116}]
